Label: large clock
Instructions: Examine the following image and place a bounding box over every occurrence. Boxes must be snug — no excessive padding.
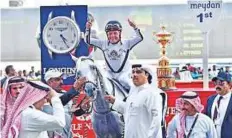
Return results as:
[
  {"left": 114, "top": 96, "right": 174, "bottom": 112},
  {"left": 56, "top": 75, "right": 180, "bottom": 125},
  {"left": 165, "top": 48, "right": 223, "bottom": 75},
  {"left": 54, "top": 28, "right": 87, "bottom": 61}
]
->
[{"left": 42, "top": 16, "right": 81, "bottom": 54}]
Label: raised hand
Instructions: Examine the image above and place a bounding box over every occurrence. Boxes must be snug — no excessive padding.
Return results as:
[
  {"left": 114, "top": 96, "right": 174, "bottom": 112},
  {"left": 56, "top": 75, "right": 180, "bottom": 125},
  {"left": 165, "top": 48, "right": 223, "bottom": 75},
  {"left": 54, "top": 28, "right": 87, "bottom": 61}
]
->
[
  {"left": 46, "top": 89, "right": 58, "bottom": 103},
  {"left": 128, "top": 18, "right": 137, "bottom": 29}
]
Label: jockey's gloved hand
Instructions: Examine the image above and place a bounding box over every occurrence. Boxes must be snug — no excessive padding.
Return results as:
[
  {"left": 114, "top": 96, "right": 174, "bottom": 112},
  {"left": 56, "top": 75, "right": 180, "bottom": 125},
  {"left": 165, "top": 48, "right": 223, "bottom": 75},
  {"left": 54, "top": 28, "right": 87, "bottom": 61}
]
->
[{"left": 104, "top": 95, "right": 115, "bottom": 104}]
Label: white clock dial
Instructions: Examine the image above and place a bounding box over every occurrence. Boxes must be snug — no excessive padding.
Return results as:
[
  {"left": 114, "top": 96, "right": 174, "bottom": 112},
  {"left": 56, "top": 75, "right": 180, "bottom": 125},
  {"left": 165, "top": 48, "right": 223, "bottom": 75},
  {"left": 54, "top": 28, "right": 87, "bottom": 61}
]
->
[{"left": 42, "top": 16, "right": 81, "bottom": 54}]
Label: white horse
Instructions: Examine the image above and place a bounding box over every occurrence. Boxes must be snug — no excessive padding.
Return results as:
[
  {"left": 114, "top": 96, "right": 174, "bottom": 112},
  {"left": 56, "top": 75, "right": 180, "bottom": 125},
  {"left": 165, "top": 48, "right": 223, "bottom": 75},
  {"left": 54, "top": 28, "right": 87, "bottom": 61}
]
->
[{"left": 71, "top": 55, "right": 129, "bottom": 138}]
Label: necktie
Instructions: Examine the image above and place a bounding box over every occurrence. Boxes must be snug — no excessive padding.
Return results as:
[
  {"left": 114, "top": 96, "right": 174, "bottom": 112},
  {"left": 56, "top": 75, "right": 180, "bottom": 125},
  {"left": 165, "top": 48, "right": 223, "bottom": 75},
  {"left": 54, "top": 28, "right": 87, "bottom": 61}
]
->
[{"left": 213, "top": 96, "right": 223, "bottom": 121}]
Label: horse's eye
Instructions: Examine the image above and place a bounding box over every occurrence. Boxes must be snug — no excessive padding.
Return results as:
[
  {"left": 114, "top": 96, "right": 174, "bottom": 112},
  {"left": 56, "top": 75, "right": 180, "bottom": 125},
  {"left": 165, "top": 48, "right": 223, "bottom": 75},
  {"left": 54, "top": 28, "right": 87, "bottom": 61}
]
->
[{"left": 90, "top": 65, "right": 96, "bottom": 70}]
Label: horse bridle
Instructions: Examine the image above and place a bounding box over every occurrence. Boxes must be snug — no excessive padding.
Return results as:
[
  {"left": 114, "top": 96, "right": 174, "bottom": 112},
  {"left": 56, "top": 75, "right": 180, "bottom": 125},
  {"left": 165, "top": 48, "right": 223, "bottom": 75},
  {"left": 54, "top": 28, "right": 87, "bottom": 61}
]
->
[
  {"left": 75, "top": 59, "right": 110, "bottom": 114},
  {"left": 83, "top": 63, "right": 110, "bottom": 96}
]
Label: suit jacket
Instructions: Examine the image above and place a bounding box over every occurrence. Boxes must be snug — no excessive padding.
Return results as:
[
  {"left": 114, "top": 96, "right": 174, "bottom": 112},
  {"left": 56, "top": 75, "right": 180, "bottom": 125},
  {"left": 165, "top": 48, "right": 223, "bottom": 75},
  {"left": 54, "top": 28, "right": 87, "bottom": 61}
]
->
[
  {"left": 205, "top": 93, "right": 232, "bottom": 138},
  {"left": 1, "top": 77, "right": 7, "bottom": 88}
]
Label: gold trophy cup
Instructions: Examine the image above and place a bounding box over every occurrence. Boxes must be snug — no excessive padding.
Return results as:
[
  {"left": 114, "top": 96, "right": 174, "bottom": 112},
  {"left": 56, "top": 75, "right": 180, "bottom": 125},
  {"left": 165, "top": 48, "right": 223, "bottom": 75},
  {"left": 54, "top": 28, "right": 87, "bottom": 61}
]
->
[{"left": 153, "top": 26, "right": 176, "bottom": 90}]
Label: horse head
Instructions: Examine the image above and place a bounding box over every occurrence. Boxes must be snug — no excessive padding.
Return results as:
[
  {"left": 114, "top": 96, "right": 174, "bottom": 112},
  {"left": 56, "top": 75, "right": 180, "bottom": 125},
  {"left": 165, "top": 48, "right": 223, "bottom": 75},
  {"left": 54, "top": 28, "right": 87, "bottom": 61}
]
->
[
  {"left": 71, "top": 54, "right": 125, "bottom": 137},
  {"left": 71, "top": 55, "right": 108, "bottom": 101}
]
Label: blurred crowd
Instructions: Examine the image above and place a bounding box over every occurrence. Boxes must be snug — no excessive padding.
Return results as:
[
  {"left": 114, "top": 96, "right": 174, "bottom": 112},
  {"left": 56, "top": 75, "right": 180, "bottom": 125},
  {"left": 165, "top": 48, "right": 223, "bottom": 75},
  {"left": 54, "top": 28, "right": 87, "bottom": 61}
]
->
[
  {"left": 173, "top": 63, "right": 232, "bottom": 82},
  {"left": 0, "top": 65, "right": 41, "bottom": 83}
]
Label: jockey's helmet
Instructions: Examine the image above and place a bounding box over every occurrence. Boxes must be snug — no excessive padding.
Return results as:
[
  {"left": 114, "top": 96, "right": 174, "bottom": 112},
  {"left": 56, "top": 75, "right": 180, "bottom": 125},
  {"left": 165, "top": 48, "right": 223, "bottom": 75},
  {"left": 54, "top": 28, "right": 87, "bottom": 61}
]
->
[{"left": 105, "top": 20, "right": 122, "bottom": 33}]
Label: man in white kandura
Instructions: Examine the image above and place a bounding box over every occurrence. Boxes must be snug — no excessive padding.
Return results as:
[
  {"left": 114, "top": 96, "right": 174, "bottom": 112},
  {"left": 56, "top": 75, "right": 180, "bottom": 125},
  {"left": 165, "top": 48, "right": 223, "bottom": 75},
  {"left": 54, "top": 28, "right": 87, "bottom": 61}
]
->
[{"left": 105, "top": 64, "right": 163, "bottom": 138}]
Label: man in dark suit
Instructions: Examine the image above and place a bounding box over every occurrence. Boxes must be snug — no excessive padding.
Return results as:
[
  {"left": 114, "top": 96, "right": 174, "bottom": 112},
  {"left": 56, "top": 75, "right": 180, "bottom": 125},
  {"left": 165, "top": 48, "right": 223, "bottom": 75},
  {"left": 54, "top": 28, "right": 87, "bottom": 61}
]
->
[{"left": 205, "top": 76, "right": 232, "bottom": 138}]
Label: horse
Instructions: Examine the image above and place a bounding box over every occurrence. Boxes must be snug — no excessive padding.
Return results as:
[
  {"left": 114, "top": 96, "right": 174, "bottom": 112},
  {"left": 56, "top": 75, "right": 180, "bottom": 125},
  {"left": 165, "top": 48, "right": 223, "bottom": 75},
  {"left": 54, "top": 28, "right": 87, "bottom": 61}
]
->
[{"left": 71, "top": 55, "right": 129, "bottom": 138}]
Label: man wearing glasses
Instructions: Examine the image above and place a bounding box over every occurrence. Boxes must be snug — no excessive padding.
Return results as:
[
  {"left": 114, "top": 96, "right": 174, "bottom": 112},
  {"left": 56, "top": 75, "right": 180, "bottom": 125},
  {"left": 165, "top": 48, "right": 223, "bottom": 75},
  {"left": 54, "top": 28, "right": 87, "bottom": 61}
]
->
[
  {"left": 85, "top": 19, "right": 143, "bottom": 91},
  {"left": 105, "top": 64, "right": 163, "bottom": 138},
  {"left": 205, "top": 77, "right": 232, "bottom": 138}
]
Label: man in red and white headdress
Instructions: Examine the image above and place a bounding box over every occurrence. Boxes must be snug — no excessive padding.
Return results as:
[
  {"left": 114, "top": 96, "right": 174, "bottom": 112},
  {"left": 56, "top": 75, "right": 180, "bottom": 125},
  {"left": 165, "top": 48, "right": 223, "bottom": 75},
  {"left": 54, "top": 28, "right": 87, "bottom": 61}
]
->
[
  {"left": 1, "top": 80, "right": 66, "bottom": 138},
  {"left": 167, "top": 91, "right": 217, "bottom": 138}
]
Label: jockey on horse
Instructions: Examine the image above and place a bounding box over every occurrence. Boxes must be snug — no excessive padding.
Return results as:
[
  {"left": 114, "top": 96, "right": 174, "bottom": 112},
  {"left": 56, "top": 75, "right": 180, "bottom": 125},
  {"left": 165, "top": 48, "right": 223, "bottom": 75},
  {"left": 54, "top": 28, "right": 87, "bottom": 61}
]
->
[{"left": 85, "top": 19, "right": 143, "bottom": 91}]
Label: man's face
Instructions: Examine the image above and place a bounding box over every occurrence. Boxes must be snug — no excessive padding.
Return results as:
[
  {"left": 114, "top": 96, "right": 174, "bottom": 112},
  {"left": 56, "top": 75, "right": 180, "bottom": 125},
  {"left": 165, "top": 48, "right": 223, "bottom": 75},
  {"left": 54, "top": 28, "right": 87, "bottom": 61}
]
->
[
  {"left": 9, "top": 67, "right": 16, "bottom": 77},
  {"left": 182, "top": 100, "right": 197, "bottom": 116},
  {"left": 10, "top": 83, "right": 24, "bottom": 99},
  {"left": 107, "top": 30, "right": 120, "bottom": 44},
  {"left": 214, "top": 80, "right": 230, "bottom": 95},
  {"left": 18, "top": 71, "right": 22, "bottom": 76},
  {"left": 48, "top": 77, "right": 63, "bottom": 91},
  {"left": 226, "top": 67, "right": 230, "bottom": 72},
  {"left": 131, "top": 68, "right": 148, "bottom": 86}
]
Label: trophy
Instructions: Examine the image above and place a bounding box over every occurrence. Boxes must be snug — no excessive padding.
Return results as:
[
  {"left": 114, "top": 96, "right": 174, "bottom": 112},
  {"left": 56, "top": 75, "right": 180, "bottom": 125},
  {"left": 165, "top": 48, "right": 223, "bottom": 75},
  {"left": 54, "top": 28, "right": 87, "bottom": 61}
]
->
[{"left": 153, "top": 26, "right": 176, "bottom": 90}]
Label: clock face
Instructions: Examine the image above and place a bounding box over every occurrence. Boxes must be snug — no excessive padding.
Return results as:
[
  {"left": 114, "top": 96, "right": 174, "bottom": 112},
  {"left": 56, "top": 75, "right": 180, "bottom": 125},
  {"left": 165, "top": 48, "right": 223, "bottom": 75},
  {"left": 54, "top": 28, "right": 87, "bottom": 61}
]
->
[{"left": 42, "top": 16, "right": 81, "bottom": 54}]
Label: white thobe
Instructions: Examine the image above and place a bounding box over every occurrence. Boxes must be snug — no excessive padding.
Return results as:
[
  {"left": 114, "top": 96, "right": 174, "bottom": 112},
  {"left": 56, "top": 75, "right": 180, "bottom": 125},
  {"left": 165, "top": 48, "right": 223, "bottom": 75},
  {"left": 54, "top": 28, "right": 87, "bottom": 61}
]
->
[
  {"left": 19, "top": 96, "right": 65, "bottom": 138},
  {"left": 167, "top": 113, "right": 218, "bottom": 138},
  {"left": 113, "top": 83, "right": 162, "bottom": 138}
]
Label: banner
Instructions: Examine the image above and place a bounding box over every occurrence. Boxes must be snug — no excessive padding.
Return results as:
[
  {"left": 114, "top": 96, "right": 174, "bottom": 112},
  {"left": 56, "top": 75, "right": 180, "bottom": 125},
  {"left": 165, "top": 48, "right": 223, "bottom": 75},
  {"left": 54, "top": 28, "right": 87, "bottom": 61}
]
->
[
  {"left": 188, "top": 0, "right": 223, "bottom": 32},
  {"left": 40, "top": 5, "right": 88, "bottom": 84}
]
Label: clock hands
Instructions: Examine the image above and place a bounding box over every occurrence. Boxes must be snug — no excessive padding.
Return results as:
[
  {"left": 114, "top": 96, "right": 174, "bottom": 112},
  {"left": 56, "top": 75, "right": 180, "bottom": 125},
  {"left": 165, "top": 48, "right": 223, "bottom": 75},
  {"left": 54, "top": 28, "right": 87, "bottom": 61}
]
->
[
  {"left": 60, "top": 34, "right": 70, "bottom": 48},
  {"left": 60, "top": 34, "right": 68, "bottom": 42}
]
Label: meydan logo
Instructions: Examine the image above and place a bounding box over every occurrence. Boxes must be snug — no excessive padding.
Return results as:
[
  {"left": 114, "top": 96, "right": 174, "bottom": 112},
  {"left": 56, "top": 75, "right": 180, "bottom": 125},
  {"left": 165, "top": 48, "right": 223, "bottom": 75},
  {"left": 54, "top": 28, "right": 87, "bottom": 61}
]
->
[{"left": 43, "top": 67, "right": 77, "bottom": 78}]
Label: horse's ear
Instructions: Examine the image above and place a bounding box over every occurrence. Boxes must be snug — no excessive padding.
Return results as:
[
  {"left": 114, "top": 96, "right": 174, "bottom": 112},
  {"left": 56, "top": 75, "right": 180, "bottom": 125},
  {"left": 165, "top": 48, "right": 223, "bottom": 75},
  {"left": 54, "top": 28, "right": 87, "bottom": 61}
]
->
[{"left": 70, "top": 53, "right": 78, "bottom": 62}]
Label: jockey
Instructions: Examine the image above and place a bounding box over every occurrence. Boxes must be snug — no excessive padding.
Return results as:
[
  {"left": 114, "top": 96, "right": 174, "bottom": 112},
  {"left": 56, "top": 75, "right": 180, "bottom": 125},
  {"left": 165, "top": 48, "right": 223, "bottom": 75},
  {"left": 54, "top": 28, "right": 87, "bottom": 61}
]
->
[{"left": 85, "top": 19, "right": 143, "bottom": 90}]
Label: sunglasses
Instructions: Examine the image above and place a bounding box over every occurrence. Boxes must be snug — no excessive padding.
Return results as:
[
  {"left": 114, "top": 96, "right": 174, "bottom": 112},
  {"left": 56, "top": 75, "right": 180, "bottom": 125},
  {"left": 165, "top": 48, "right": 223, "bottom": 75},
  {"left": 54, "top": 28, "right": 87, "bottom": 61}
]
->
[
  {"left": 11, "top": 86, "right": 24, "bottom": 90},
  {"left": 105, "top": 24, "right": 121, "bottom": 31}
]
